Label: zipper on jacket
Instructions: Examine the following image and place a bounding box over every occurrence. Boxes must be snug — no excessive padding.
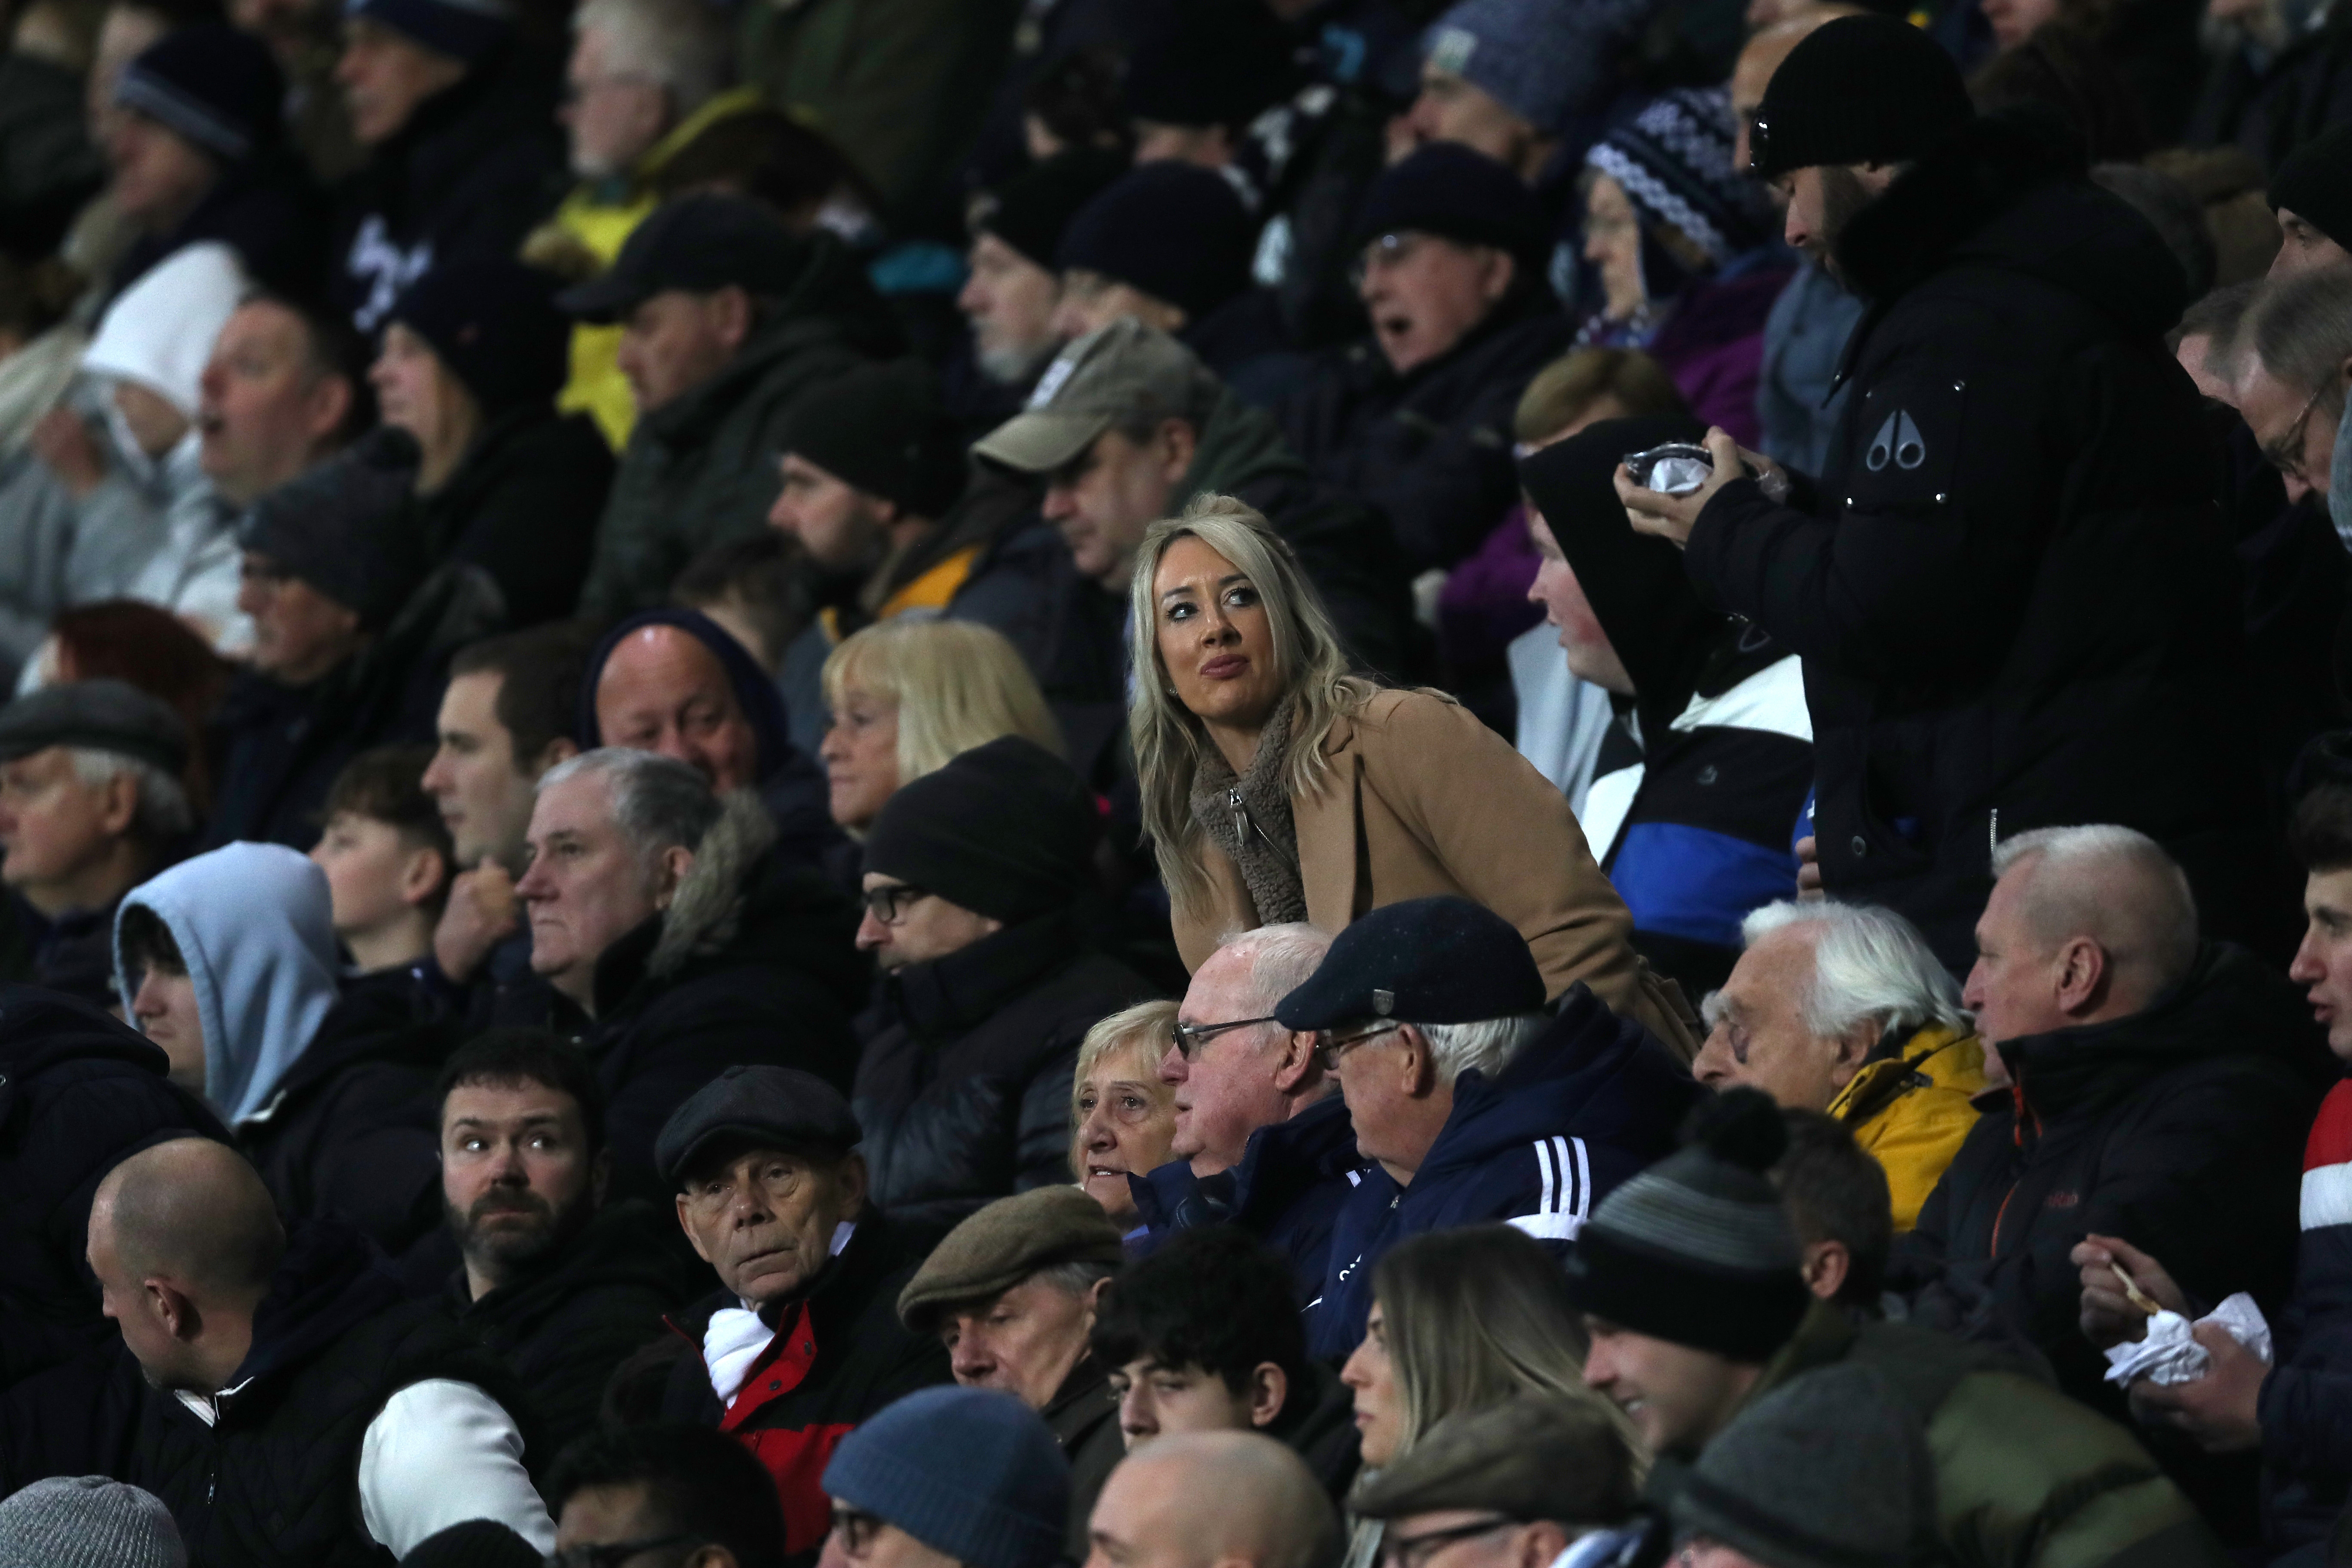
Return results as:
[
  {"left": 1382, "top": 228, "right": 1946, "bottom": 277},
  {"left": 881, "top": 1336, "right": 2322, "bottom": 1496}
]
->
[{"left": 1228, "top": 786, "right": 1298, "bottom": 870}]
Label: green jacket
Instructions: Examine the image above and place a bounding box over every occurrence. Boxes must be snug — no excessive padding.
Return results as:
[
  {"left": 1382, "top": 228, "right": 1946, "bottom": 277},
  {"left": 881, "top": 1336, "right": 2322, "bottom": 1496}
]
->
[
  {"left": 577, "top": 233, "right": 894, "bottom": 621},
  {"left": 1744, "top": 1305, "right": 2226, "bottom": 1568}
]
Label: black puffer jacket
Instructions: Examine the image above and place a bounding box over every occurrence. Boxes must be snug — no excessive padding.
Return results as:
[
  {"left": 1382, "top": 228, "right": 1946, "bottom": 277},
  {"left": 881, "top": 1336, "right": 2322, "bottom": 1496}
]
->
[
  {"left": 0, "top": 1222, "right": 534, "bottom": 1568},
  {"left": 242, "top": 967, "right": 454, "bottom": 1256},
  {"left": 1683, "top": 114, "right": 2275, "bottom": 970},
  {"left": 548, "top": 794, "right": 867, "bottom": 1206},
  {"left": 0, "top": 986, "right": 224, "bottom": 1387},
  {"left": 1280, "top": 287, "right": 1571, "bottom": 573},
  {"left": 854, "top": 909, "right": 1156, "bottom": 1238},
  {"left": 416, "top": 407, "right": 612, "bottom": 628},
  {"left": 444, "top": 1200, "right": 691, "bottom": 1440}
]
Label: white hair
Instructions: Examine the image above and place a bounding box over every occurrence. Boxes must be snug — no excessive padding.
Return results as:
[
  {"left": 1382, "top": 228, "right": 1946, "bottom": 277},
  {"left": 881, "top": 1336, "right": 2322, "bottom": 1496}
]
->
[
  {"left": 1738, "top": 900, "right": 1968, "bottom": 1046},
  {"left": 537, "top": 747, "right": 718, "bottom": 876},
  {"left": 1990, "top": 823, "right": 2199, "bottom": 995},
  {"left": 1225, "top": 922, "right": 1333, "bottom": 1015},
  {"left": 1419, "top": 1013, "right": 1551, "bottom": 1082},
  {"left": 573, "top": 0, "right": 729, "bottom": 117},
  {"left": 69, "top": 747, "right": 192, "bottom": 844}
]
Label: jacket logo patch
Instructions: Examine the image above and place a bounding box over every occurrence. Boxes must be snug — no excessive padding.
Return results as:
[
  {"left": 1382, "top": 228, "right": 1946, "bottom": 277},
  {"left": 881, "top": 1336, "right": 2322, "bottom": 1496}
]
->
[
  {"left": 2044, "top": 1189, "right": 2081, "bottom": 1210},
  {"left": 1865, "top": 410, "right": 1927, "bottom": 472}
]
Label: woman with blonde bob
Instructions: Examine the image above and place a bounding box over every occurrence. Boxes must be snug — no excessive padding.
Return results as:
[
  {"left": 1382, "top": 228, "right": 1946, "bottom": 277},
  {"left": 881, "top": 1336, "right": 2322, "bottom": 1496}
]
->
[
  {"left": 1129, "top": 493, "right": 1694, "bottom": 1053},
  {"left": 1069, "top": 999, "right": 1181, "bottom": 1231},
  {"left": 818, "top": 618, "right": 1064, "bottom": 833}
]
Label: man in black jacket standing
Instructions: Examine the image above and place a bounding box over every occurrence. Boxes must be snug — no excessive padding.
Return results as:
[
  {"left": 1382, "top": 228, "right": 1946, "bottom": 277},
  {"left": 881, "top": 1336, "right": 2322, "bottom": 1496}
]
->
[{"left": 1619, "top": 15, "right": 2277, "bottom": 972}]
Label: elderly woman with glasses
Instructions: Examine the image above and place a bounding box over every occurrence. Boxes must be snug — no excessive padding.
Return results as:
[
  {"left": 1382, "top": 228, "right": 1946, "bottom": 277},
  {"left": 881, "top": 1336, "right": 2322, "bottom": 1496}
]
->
[
  {"left": 1129, "top": 493, "right": 1697, "bottom": 1057},
  {"left": 1069, "top": 1000, "right": 1181, "bottom": 1231}
]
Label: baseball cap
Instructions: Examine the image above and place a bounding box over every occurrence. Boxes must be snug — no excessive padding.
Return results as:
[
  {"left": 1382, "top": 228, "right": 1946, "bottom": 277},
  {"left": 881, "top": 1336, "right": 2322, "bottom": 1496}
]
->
[
  {"left": 970, "top": 318, "right": 1220, "bottom": 475},
  {"left": 557, "top": 194, "right": 803, "bottom": 324}
]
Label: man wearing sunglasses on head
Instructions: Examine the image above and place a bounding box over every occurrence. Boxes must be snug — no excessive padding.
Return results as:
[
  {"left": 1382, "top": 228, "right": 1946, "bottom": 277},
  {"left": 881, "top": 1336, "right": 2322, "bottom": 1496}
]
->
[
  {"left": 1278, "top": 896, "right": 1703, "bottom": 1363},
  {"left": 851, "top": 736, "right": 1157, "bottom": 1236}
]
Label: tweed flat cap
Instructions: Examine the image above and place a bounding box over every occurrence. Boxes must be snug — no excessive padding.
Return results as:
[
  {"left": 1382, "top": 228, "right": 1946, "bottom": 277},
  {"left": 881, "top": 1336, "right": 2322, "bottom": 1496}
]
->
[
  {"left": 1349, "top": 1396, "right": 1639, "bottom": 1524},
  {"left": 897, "top": 1187, "right": 1125, "bottom": 1332}
]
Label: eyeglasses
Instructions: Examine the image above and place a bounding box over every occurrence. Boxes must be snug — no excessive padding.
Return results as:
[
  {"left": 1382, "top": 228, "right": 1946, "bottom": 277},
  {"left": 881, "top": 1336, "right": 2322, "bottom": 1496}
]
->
[
  {"left": 1313, "top": 1019, "right": 1401, "bottom": 1071},
  {"left": 830, "top": 1507, "right": 886, "bottom": 1561},
  {"left": 1170, "top": 1015, "right": 1280, "bottom": 1057},
  {"left": 1381, "top": 1517, "right": 1519, "bottom": 1568},
  {"left": 2262, "top": 381, "right": 2332, "bottom": 481},
  {"left": 861, "top": 884, "right": 931, "bottom": 925},
  {"left": 1349, "top": 231, "right": 1430, "bottom": 288},
  {"left": 1746, "top": 115, "right": 1770, "bottom": 174},
  {"left": 550, "top": 1533, "right": 702, "bottom": 1568}
]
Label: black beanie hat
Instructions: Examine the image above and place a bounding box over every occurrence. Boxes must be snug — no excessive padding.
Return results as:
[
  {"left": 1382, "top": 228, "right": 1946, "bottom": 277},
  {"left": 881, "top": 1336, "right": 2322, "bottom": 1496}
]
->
[
  {"left": 115, "top": 23, "right": 286, "bottom": 163},
  {"left": 1120, "top": 0, "right": 1298, "bottom": 129},
  {"left": 775, "top": 360, "right": 965, "bottom": 519},
  {"left": 976, "top": 146, "right": 1130, "bottom": 270},
  {"left": 864, "top": 737, "right": 1099, "bottom": 924},
  {"left": 2269, "top": 119, "right": 2352, "bottom": 251},
  {"left": 1750, "top": 15, "right": 1974, "bottom": 180},
  {"left": 238, "top": 427, "right": 429, "bottom": 628},
  {"left": 1355, "top": 142, "right": 1545, "bottom": 267},
  {"left": 1562, "top": 1089, "right": 1813, "bottom": 1361},
  {"left": 1058, "top": 164, "right": 1255, "bottom": 322},
  {"left": 386, "top": 260, "right": 570, "bottom": 419},
  {"left": 400, "top": 1520, "right": 544, "bottom": 1568}
]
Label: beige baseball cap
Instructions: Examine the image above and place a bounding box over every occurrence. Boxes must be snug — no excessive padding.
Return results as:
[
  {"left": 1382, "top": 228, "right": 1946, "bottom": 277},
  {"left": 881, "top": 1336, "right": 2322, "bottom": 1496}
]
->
[{"left": 971, "top": 317, "right": 1221, "bottom": 475}]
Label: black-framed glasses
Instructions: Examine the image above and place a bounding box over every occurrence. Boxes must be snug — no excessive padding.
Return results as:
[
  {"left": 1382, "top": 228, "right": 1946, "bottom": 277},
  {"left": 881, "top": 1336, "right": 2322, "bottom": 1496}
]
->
[
  {"left": 2263, "top": 381, "right": 2331, "bottom": 480},
  {"left": 861, "top": 884, "right": 931, "bottom": 925},
  {"left": 1348, "top": 231, "right": 1430, "bottom": 289},
  {"left": 1170, "top": 1015, "right": 1280, "bottom": 1057},
  {"left": 1313, "top": 1019, "right": 1402, "bottom": 1071},
  {"left": 1380, "top": 1517, "right": 1519, "bottom": 1568},
  {"left": 830, "top": 1506, "right": 886, "bottom": 1560},
  {"left": 551, "top": 1532, "right": 702, "bottom": 1568}
]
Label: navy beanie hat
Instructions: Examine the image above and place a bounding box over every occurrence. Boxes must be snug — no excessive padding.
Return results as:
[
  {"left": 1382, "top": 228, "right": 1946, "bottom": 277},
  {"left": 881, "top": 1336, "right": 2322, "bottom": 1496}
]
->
[
  {"left": 863, "top": 737, "right": 1099, "bottom": 924},
  {"left": 2269, "top": 118, "right": 2352, "bottom": 251},
  {"left": 1058, "top": 163, "right": 1255, "bottom": 322},
  {"left": 1119, "top": 0, "right": 1297, "bottom": 129},
  {"left": 237, "top": 427, "right": 429, "bottom": 628},
  {"left": 343, "top": 0, "right": 511, "bottom": 63},
  {"left": 579, "top": 608, "right": 795, "bottom": 779},
  {"left": 1354, "top": 142, "right": 1545, "bottom": 267},
  {"left": 823, "top": 1387, "right": 1070, "bottom": 1568},
  {"left": 1750, "top": 14, "right": 1974, "bottom": 179},
  {"left": 976, "top": 146, "right": 1130, "bottom": 270},
  {"left": 116, "top": 24, "right": 285, "bottom": 163},
  {"left": 386, "top": 261, "right": 570, "bottom": 418}
]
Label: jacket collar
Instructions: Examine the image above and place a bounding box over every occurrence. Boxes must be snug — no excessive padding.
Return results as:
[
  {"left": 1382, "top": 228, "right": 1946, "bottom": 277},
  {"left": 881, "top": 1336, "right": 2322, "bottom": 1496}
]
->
[
  {"left": 882, "top": 909, "right": 1079, "bottom": 1041},
  {"left": 1824, "top": 1023, "right": 1981, "bottom": 1127}
]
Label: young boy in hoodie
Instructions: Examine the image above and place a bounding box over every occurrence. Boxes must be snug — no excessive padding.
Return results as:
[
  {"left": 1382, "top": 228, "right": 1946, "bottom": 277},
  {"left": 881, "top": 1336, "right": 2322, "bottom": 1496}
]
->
[{"left": 310, "top": 744, "right": 453, "bottom": 975}]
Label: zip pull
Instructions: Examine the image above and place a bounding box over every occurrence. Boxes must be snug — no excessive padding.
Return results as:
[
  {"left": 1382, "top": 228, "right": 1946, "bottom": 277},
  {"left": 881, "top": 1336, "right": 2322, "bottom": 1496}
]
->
[{"left": 1228, "top": 785, "right": 1248, "bottom": 845}]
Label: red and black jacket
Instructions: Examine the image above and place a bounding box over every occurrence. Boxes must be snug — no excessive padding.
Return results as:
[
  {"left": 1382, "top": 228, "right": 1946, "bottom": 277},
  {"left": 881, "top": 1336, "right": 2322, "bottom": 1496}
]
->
[{"left": 657, "top": 1213, "right": 951, "bottom": 1557}]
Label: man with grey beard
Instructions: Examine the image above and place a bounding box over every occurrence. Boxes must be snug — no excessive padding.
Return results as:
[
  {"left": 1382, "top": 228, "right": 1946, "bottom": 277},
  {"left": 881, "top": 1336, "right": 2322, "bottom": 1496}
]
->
[
  {"left": 434, "top": 1029, "right": 691, "bottom": 1434},
  {"left": 953, "top": 148, "right": 1124, "bottom": 422}
]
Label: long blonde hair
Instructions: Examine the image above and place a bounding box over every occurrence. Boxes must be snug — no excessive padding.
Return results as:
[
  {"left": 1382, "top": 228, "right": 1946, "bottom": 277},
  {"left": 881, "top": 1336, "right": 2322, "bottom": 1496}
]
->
[
  {"left": 1127, "top": 495, "right": 1376, "bottom": 923},
  {"left": 820, "top": 619, "right": 1064, "bottom": 785}
]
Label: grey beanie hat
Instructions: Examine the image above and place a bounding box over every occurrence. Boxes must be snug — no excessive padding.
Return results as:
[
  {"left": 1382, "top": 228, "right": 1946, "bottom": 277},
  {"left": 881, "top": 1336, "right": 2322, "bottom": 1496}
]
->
[
  {"left": 823, "top": 1387, "right": 1070, "bottom": 1568},
  {"left": 1423, "top": 0, "right": 1653, "bottom": 135},
  {"left": 1673, "top": 1365, "right": 1932, "bottom": 1568},
  {"left": 0, "top": 1476, "right": 186, "bottom": 1568}
]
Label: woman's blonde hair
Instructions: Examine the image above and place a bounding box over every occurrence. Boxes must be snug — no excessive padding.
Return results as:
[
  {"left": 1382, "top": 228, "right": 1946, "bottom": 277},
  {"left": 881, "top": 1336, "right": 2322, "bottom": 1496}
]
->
[
  {"left": 820, "top": 619, "right": 1064, "bottom": 785},
  {"left": 1371, "top": 1226, "right": 1645, "bottom": 1470},
  {"left": 1127, "top": 494, "right": 1376, "bottom": 923},
  {"left": 1068, "top": 998, "right": 1179, "bottom": 1135}
]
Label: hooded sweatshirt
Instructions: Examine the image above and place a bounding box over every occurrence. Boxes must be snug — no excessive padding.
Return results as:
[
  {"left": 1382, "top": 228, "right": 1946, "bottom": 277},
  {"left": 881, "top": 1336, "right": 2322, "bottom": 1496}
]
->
[{"left": 113, "top": 842, "right": 340, "bottom": 1126}]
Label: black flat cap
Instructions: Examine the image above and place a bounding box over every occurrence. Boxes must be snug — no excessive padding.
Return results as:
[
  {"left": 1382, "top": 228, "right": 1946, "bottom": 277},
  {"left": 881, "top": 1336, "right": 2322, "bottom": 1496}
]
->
[
  {"left": 1275, "top": 896, "right": 1547, "bottom": 1031},
  {"left": 655, "top": 1065, "right": 861, "bottom": 1187},
  {"left": 0, "top": 679, "right": 189, "bottom": 778},
  {"left": 557, "top": 194, "right": 803, "bottom": 324}
]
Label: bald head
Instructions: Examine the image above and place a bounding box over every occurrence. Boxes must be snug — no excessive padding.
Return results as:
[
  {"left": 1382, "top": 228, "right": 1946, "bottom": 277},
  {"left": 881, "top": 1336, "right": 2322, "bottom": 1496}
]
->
[
  {"left": 1089, "top": 1433, "right": 1338, "bottom": 1568},
  {"left": 93, "top": 1138, "right": 285, "bottom": 1298},
  {"left": 1965, "top": 826, "right": 2199, "bottom": 1045}
]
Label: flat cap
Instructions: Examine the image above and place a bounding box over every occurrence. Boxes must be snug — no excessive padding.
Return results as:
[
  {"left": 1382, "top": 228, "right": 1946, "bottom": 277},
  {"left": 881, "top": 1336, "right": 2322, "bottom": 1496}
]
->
[
  {"left": 897, "top": 1187, "right": 1125, "bottom": 1333},
  {"left": 655, "top": 1065, "right": 861, "bottom": 1188},
  {"left": 0, "top": 680, "right": 189, "bottom": 779},
  {"left": 1276, "top": 896, "right": 1546, "bottom": 1032},
  {"left": 1349, "top": 1396, "right": 1639, "bottom": 1524}
]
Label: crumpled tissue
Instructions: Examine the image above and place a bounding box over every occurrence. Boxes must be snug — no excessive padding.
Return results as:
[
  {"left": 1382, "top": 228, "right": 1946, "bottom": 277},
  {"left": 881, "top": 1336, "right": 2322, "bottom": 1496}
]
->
[{"left": 2102, "top": 1293, "right": 2272, "bottom": 1387}]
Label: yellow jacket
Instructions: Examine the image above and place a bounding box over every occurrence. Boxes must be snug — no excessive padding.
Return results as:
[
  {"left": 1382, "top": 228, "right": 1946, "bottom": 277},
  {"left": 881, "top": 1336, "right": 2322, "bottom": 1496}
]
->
[
  {"left": 1827, "top": 1023, "right": 1987, "bottom": 1233},
  {"left": 549, "top": 88, "right": 765, "bottom": 450}
]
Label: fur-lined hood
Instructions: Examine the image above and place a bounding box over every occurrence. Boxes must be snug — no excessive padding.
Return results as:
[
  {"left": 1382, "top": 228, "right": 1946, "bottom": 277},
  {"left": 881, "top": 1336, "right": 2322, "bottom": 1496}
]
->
[{"left": 647, "top": 789, "right": 776, "bottom": 981}]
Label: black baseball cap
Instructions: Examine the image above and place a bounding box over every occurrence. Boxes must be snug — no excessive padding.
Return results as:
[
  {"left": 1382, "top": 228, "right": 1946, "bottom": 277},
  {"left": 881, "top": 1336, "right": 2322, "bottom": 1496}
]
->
[
  {"left": 557, "top": 194, "right": 805, "bottom": 325},
  {"left": 0, "top": 680, "right": 189, "bottom": 779},
  {"left": 1276, "top": 895, "right": 1549, "bottom": 1031},
  {"left": 655, "top": 1065, "right": 862, "bottom": 1188}
]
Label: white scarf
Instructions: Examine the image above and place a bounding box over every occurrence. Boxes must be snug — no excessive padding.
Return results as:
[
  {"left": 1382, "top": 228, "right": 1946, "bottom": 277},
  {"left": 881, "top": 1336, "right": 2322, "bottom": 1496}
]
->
[{"left": 700, "top": 1222, "right": 858, "bottom": 1404}]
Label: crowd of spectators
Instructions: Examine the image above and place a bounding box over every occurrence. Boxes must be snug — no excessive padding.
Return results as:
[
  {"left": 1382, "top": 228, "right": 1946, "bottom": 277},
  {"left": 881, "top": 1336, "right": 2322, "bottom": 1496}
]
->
[{"left": 3, "top": 0, "right": 2352, "bottom": 1565}]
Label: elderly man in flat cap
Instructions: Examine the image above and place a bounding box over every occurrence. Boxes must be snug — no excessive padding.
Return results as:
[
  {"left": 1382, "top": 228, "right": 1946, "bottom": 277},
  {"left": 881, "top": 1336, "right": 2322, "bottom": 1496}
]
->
[
  {"left": 0, "top": 679, "right": 194, "bottom": 1011},
  {"left": 1349, "top": 1396, "right": 1649, "bottom": 1568},
  {"left": 649, "top": 1065, "right": 949, "bottom": 1560},
  {"left": 897, "top": 1185, "right": 1131, "bottom": 1558}
]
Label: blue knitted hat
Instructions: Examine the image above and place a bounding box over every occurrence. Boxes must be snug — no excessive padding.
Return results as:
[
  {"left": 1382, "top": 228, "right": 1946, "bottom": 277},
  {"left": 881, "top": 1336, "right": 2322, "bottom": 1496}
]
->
[
  {"left": 1423, "top": 0, "right": 1654, "bottom": 135},
  {"left": 343, "top": 0, "right": 510, "bottom": 63},
  {"left": 823, "top": 1388, "right": 1069, "bottom": 1568}
]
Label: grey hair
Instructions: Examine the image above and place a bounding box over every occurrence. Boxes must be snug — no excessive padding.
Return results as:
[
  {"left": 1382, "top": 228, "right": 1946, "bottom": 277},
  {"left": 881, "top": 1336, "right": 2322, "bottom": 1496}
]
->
[
  {"left": 68, "top": 748, "right": 192, "bottom": 844},
  {"left": 1992, "top": 824, "right": 2199, "bottom": 995},
  {"left": 1739, "top": 900, "right": 1969, "bottom": 1046},
  {"left": 2244, "top": 266, "right": 2352, "bottom": 417},
  {"left": 1032, "top": 1258, "right": 1119, "bottom": 1298},
  {"left": 1225, "top": 922, "right": 1332, "bottom": 1014},
  {"left": 1418, "top": 1013, "right": 1550, "bottom": 1082},
  {"left": 573, "top": 0, "right": 729, "bottom": 117},
  {"left": 538, "top": 746, "right": 721, "bottom": 880}
]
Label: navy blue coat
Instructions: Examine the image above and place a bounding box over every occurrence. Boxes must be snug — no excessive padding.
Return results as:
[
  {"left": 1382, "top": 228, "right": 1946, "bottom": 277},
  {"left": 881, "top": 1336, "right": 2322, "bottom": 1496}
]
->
[{"left": 1306, "top": 986, "right": 1703, "bottom": 1361}]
